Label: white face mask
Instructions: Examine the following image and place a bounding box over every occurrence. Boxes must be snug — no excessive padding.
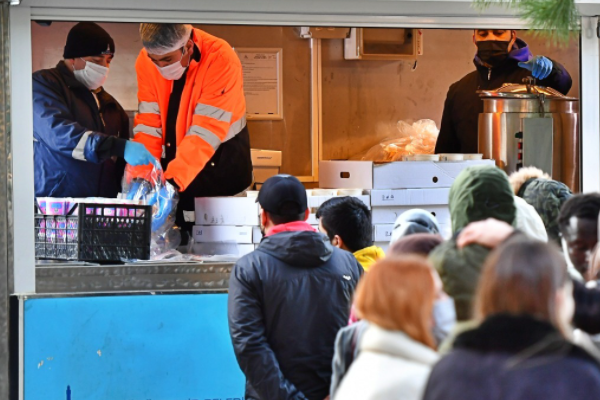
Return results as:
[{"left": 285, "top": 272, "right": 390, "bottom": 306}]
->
[
  {"left": 73, "top": 59, "right": 109, "bottom": 90},
  {"left": 155, "top": 47, "right": 189, "bottom": 81},
  {"left": 431, "top": 297, "right": 457, "bottom": 346}
]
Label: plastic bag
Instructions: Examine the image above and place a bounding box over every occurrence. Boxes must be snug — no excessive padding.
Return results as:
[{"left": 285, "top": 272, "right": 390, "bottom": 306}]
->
[
  {"left": 350, "top": 119, "right": 439, "bottom": 162},
  {"left": 121, "top": 163, "right": 181, "bottom": 258}
]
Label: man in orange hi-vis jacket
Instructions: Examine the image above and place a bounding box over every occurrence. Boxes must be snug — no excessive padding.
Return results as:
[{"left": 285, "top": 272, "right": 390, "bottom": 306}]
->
[{"left": 133, "top": 23, "right": 253, "bottom": 238}]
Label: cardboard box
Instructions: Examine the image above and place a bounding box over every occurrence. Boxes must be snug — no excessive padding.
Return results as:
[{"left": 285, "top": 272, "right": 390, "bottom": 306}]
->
[
  {"left": 192, "top": 243, "right": 255, "bottom": 257},
  {"left": 192, "top": 225, "right": 253, "bottom": 244},
  {"left": 373, "top": 224, "right": 394, "bottom": 242},
  {"left": 319, "top": 160, "right": 495, "bottom": 189},
  {"left": 251, "top": 149, "right": 282, "bottom": 167},
  {"left": 307, "top": 195, "right": 371, "bottom": 211},
  {"left": 371, "top": 205, "right": 451, "bottom": 225},
  {"left": 374, "top": 222, "right": 452, "bottom": 242},
  {"left": 195, "top": 197, "right": 259, "bottom": 226},
  {"left": 253, "top": 166, "right": 280, "bottom": 183},
  {"left": 252, "top": 226, "right": 263, "bottom": 244},
  {"left": 319, "top": 161, "right": 374, "bottom": 189},
  {"left": 370, "top": 188, "right": 450, "bottom": 207}
]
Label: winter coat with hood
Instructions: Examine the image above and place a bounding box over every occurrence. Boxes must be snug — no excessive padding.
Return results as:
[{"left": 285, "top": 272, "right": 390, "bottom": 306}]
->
[
  {"left": 435, "top": 39, "right": 572, "bottom": 154},
  {"left": 429, "top": 165, "right": 516, "bottom": 321},
  {"left": 335, "top": 324, "right": 439, "bottom": 400},
  {"left": 423, "top": 314, "right": 600, "bottom": 400},
  {"left": 228, "top": 227, "right": 363, "bottom": 400},
  {"left": 33, "top": 61, "right": 129, "bottom": 197}
]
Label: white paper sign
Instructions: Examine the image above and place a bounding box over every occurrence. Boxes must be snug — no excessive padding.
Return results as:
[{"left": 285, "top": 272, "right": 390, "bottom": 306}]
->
[{"left": 236, "top": 48, "right": 283, "bottom": 120}]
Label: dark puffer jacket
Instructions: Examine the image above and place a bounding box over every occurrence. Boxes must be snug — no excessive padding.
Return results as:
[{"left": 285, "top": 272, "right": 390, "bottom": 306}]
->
[
  {"left": 228, "top": 229, "right": 363, "bottom": 400},
  {"left": 33, "top": 61, "right": 129, "bottom": 197},
  {"left": 429, "top": 165, "right": 516, "bottom": 320},
  {"left": 423, "top": 314, "right": 600, "bottom": 400},
  {"left": 435, "top": 39, "right": 572, "bottom": 154}
]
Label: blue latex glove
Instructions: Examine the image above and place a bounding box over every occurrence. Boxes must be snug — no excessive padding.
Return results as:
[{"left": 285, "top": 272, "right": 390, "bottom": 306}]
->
[
  {"left": 124, "top": 141, "right": 155, "bottom": 166},
  {"left": 518, "top": 56, "right": 553, "bottom": 80}
]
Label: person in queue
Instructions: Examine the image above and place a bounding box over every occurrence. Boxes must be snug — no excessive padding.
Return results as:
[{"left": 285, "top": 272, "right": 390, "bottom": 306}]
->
[
  {"left": 33, "top": 22, "right": 154, "bottom": 197},
  {"left": 424, "top": 238, "right": 600, "bottom": 400},
  {"left": 429, "top": 165, "right": 516, "bottom": 322},
  {"left": 509, "top": 167, "right": 573, "bottom": 246},
  {"left": 558, "top": 193, "right": 600, "bottom": 280},
  {"left": 435, "top": 29, "right": 572, "bottom": 154},
  {"left": 334, "top": 257, "right": 440, "bottom": 400},
  {"left": 131, "top": 23, "right": 252, "bottom": 238},
  {"left": 227, "top": 175, "right": 363, "bottom": 400},
  {"left": 329, "top": 233, "right": 447, "bottom": 399},
  {"left": 389, "top": 209, "right": 441, "bottom": 245},
  {"left": 316, "top": 196, "right": 385, "bottom": 272}
]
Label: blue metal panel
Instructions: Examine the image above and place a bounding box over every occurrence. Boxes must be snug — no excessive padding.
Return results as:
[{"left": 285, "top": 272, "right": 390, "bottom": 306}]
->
[{"left": 24, "top": 294, "right": 245, "bottom": 399}]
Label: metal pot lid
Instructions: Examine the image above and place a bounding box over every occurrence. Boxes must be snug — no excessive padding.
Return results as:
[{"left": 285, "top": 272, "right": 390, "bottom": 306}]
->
[{"left": 478, "top": 82, "right": 577, "bottom": 100}]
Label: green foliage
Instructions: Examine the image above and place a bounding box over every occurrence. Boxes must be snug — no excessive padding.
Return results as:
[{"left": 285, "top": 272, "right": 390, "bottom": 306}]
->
[{"left": 472, "top": 0, "right": 580, "bottom": 45}]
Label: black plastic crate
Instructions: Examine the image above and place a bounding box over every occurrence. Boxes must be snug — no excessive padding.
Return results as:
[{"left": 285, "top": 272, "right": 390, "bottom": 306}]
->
[{"left": 35, "top": 203, "right": 152, "bottom": 263}]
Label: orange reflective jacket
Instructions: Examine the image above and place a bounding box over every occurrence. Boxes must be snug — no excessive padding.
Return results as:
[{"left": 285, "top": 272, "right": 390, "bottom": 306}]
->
[{"left": 132, "top": 28, "right": 247, "bottom": 191}]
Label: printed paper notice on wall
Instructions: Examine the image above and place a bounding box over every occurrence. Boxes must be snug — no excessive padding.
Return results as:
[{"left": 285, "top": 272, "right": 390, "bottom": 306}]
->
[{"left": 235, "top": 48, "right": 283, "bottom": 120}]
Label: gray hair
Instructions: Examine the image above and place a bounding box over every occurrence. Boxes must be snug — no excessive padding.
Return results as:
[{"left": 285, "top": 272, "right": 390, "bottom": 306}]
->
[{"left": 139, "top": 23, "right": 192, "bottom": 55}]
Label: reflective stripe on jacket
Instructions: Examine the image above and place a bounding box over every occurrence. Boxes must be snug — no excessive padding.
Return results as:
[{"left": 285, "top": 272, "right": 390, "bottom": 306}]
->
[
  {"left": 132, "top": 28, "right": 247, "bottom": 191},
  {"left": 32, "top": 61, "right": 129, "bottom": 197}
]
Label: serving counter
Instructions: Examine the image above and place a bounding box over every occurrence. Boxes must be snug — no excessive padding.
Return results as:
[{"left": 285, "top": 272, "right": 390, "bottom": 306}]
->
[{"left": 34, "top": 260, "right": 233, "bottom": 294}]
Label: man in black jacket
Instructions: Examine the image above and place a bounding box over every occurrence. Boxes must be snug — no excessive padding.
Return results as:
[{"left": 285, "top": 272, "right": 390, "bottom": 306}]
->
[
  {"left": 228, "top": 175, "right": 363, "bottom": 400},
  {"left": 435, "top": 29, "right": 572, "bottom": 154}
]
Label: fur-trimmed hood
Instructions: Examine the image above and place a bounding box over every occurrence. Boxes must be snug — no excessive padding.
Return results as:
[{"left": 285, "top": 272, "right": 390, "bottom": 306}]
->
[{"left": 509, "top": 168, "right": 572, "bottom": 245}]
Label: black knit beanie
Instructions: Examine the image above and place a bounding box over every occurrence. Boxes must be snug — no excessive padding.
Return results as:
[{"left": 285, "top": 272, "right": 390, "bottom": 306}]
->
[{"left": 63, "top": 22, "right": 115, "bottom": 59}]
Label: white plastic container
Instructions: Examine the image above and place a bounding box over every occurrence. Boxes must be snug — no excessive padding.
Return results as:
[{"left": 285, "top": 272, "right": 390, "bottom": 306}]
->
[
  {"left": 439, "top": 154, "right": 464, "bottom": 161},
  {"left": 462, "top": 153, "right": 484, "bottom": 160},
  {"left": 402, "top": 154, "right": 440, "bottom": 161}
]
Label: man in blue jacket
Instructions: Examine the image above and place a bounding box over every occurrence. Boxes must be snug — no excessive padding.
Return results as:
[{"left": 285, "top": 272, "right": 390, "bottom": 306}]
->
[
  {"left": 228, "top": 175, "right": 363, "bottom": 400},
  {"left": 33, "top": 22, "right": 154, "bottom": 198},
  {"left": 435, "top": 29, "right": 572, "bottom": 154}
]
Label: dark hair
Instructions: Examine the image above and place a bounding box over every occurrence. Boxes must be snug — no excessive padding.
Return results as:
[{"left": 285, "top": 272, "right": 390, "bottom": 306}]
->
[
  {"left": 558, "top": 193, "right": 600, "bottom": 233},
  {"left": 316, "top": 197, "right": 372, "bottom": 252},
  {"left": 267, "top": 201, "right": 306, "bottom": 225},
  {"left": 388, "top": 233, "right": 443, "bottom": 257},
  {"left": 476, "top": 238, "right": 569, "bottom": 334}
]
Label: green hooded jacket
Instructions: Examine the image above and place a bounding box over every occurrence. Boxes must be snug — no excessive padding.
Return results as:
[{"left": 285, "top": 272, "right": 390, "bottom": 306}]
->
[{"left": 429, "top": 165, "right": 516, "bottom": 321}]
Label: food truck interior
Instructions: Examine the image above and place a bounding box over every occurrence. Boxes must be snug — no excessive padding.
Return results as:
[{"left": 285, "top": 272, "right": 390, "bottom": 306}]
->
[
  {"left": 2, "top": 4, "right": 595, "bottom": 396},
  {"left": 31, "top": 22, "right": 581, "bottom": 181}
]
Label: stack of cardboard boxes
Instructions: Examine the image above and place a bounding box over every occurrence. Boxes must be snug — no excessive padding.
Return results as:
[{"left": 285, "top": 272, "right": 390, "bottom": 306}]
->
[
  {"left": 193, "top": 197, "right": 259, "bottom": 257},
  {"left": 192, "top": 191, "right": 371, "bottom": 256},
  {"left": 191, "top": 159, "right": 494, "bottom": 258},
  {"left": 319, "top": 160, "right": 495, "bottom": 250}
]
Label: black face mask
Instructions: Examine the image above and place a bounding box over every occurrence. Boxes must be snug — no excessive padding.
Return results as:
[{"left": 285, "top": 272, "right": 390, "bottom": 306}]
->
[{"left": 476, "top": 40, "right": 511, "bottom": 68}]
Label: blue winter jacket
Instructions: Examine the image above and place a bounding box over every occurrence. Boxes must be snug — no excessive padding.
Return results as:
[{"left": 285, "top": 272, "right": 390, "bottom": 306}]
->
[{"left": 33, "top": 61, "right": 129, "bottom": 198}]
